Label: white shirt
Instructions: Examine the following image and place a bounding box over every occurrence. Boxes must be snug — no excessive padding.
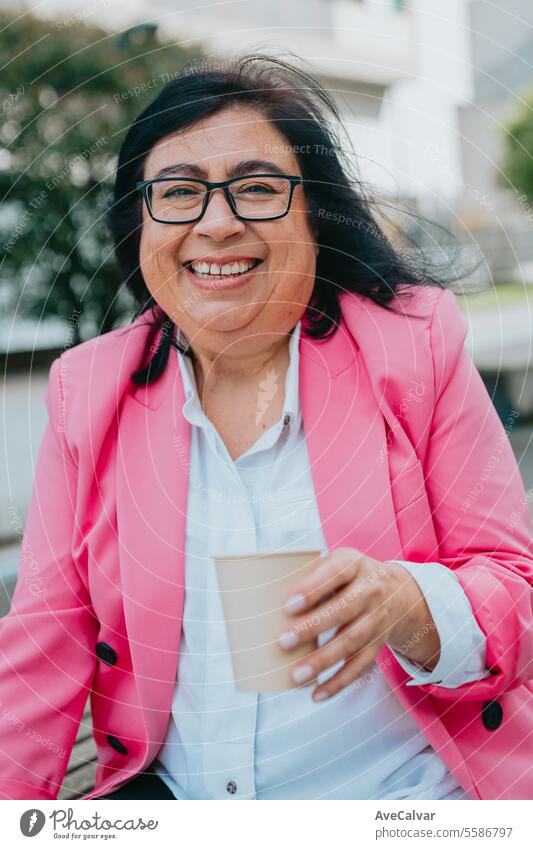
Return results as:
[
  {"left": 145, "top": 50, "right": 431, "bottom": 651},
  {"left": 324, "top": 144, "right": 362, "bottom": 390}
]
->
[{"left": 154, "top": 320, "right": 489, "bottom": 800}]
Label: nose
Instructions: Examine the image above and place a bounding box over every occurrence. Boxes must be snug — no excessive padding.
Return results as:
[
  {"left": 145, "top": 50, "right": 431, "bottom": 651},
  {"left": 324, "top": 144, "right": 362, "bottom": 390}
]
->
[{"left": 192, "top": 187, "right": 246, "bottom": 240}]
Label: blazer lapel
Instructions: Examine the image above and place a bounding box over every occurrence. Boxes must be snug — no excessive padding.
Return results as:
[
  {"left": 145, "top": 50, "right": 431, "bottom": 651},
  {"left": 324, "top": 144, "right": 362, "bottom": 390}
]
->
[
  {"left": 115, "top": 330, "right": 190, "bottom": 762},
  {"left": 300, "top": 313, "right": 403, "bottom": 562}
]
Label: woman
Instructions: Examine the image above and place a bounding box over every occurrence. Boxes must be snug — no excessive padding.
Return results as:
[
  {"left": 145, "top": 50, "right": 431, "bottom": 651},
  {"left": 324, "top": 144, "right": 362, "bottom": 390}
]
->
[{"left": 1, "top": 55, "right": 532, "bottom": 802}]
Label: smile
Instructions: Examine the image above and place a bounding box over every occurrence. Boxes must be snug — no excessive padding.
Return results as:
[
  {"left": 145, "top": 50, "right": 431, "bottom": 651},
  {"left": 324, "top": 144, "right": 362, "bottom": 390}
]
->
[{"left": 183, "top": 258, "right": 264, "bottom": 291}]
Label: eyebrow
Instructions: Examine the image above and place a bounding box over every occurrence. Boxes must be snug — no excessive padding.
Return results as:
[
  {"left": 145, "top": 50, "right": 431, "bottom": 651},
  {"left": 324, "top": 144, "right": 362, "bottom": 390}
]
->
[{"left": 151, "top": 158, "right": 290, "bottom": 180}]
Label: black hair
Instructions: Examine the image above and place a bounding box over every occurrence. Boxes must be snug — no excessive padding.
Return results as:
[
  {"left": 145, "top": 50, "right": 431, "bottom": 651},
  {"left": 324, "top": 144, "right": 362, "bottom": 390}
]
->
[{"left": 107, "top": 53, "right": 464, "bottom": 385}]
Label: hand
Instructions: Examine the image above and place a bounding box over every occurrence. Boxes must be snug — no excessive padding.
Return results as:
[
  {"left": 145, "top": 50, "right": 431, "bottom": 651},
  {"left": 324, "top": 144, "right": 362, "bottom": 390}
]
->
[{"left": 277, "top": 547, "right": 440, "bottom": 701}]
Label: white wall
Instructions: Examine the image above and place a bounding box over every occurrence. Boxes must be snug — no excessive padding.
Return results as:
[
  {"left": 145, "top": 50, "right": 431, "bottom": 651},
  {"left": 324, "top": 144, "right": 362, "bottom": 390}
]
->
[
  {"left": 381, "top": 0, "right": 474, "bottom": 213},
  {"left": 1, "top": 371, "right": 50, "bottom": 541}
]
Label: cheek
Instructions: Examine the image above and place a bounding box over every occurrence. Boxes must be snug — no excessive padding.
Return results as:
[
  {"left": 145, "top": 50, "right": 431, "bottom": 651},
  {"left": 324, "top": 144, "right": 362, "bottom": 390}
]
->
[
  {"left": 139, "top": 222, "right": 159, "bottom": 271},
  {"left": 140, "top": 225, "right": 162, "bottom": 258},
  {"left": 269, "top": 219, "right": 314, "bottom": 268},
  {"left": 140, "top": 225, "right": 178, "bottom": 280},
  {"left": 272, "top": 251, "right": 316, "bottom": 310},
  {"left": 139, "top": 232, "right": 179, "bottom": 313}
]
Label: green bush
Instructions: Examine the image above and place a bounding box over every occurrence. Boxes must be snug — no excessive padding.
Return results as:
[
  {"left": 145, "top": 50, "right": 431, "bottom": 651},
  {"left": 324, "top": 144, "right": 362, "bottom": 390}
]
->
[
  {"left": 0, "top": 11, "right": 202, "bottom": 343},
  {"left": 499, "top": 89, "right": 533, "bottom": 205}
]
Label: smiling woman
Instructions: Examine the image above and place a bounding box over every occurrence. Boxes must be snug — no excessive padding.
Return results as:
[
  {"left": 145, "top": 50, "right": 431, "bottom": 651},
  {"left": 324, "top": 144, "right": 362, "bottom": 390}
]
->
[
  {"left": 106, "top": 55, "right": 456, "bottom": 389},
  {"left": 1, "top": 54, "right": 532, "bottom": 803}
]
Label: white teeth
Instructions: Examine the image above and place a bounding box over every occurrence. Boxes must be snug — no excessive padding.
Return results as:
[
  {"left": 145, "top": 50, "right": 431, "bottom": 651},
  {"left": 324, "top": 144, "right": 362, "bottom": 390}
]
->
[{"left": 189, "top": 259, "right": 258, "bottom": 277}]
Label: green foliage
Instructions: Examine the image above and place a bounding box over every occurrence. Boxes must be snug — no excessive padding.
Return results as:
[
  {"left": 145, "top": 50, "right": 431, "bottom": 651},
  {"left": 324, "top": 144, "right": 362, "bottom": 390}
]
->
[
  {"left": 0, "top": 10, "right": 202, "bottom": 343},
  {"left": 499, "top": 91, "right": 533, "bottom": 203}
]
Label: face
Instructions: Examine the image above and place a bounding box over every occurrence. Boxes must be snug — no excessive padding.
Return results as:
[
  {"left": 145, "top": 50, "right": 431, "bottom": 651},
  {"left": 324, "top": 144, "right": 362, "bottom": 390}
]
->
[{"left": 138, "top": 105, "right": 318, "bottom": 360}]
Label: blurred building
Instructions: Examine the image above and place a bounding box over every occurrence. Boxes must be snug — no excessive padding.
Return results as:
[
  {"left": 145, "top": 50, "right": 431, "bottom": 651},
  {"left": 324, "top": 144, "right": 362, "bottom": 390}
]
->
[
  {"left": 148, "top": 0, "right": 474, "bottom": 227},
  {"left": 20, "top": 0, "right": 533, "bottom": 282},
  {"left": 31, "top": 0, "right": 472, "bottom": 228},
  {"left": 458, "top": 0, "right": 533, "bottom": 282}
]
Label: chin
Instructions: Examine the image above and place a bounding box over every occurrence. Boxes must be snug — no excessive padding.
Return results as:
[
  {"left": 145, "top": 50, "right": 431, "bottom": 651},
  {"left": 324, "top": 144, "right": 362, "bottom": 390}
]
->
[{"left": 186, "top": 301, "right": 263, "bottom": 331}]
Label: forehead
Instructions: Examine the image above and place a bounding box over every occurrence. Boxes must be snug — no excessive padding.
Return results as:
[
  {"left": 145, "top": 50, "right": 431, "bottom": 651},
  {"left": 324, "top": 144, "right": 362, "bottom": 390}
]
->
[{"left": 143, "top": 105, "right": 301, "bottom": 178}]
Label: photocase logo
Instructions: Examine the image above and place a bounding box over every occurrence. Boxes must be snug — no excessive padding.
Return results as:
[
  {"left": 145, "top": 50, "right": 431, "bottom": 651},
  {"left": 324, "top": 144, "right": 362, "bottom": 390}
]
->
[
  {"left": 20, "top": 809, "right": 46, "bottom": 837},
  {"left": 256, "top": 367, "right": 279, "bottom": 425}
]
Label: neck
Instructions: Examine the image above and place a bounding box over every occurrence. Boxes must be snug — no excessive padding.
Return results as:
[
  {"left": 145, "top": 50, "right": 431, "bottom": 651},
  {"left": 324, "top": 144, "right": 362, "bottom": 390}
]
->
[{"left": 190, "top": 332, "right": 293, "bottom": 398}]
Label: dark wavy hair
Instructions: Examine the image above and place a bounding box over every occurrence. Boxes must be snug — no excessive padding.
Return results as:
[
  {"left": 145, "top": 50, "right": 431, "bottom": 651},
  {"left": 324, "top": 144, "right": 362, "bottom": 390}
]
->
[{"left": 107, "top": 53, "right": 462, "bottom": 385}]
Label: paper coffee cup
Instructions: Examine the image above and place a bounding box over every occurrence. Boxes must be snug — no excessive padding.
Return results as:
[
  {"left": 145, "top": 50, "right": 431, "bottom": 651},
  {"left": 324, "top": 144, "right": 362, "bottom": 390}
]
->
[{"left": 213, "top": 548, "right": 323, "bottom": 692}]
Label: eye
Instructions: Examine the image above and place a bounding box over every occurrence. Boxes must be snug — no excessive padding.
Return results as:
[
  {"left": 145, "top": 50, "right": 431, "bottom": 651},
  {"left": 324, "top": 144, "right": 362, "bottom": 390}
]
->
[
  {"left": 163, "top": 186, "right": 200, "bottom": 198},
  {"left": 235, "top": 181, "right": 277, "bottom": 195}
]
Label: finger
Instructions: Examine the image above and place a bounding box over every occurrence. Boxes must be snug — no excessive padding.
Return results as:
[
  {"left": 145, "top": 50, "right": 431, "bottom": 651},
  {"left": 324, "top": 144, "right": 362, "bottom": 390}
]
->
[
  {"left": 278, "top": 582, "right": 368, "bottom": 650},
  {"left": 279, "top": 562, "right": 392, "bottom": 650},
  {"left": 287, "top": 614, "right": 376, "bottom": 685},
  {"left": 311, "top": 642, "right": 381, "bottom": 701},
  {"left": 283, "top": 548, "right": 363, "bottom": 615}
]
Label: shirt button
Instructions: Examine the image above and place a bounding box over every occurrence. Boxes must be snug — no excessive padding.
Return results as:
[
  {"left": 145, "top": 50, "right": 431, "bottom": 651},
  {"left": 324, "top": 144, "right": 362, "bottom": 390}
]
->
[
  {"left": 283, "top": 414, "right": 291, "bottom": 427},
  {"left": 226, "top": 780, "right": 237, "bottom": 795}
]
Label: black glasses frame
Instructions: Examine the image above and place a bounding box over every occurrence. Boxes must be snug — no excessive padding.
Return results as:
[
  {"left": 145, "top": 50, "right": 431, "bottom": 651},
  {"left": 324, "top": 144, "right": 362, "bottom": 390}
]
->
[{"left": 136, "top": 174, "right": 304, "bottom": 224}]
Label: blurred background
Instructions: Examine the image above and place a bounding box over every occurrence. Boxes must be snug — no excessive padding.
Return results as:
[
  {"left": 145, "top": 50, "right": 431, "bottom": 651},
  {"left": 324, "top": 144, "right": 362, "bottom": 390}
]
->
[{"left": 2, "top": 0, "right": 533, "bottom": 613}]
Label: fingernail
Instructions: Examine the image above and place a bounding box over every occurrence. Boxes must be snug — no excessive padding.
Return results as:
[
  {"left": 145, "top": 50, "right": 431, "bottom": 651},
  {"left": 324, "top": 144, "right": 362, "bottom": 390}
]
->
[
  {"left": 279, "top": 630, "right": 299, "bottom": 649},
  {"left": 292, "top": 663, "right": 313, "bottom": 684},
  {"left": 313, "top": 690, "right": 329, "bottom": 702},
  {"left": 284, "top": 593, "right": 306, "bottom": 614}
]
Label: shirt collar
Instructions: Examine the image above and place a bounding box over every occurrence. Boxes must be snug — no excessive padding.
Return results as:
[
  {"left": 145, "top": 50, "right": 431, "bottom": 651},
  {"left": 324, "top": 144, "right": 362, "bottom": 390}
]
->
[{"left": 176, "top": 320, "right": 302, "bottom": 432}]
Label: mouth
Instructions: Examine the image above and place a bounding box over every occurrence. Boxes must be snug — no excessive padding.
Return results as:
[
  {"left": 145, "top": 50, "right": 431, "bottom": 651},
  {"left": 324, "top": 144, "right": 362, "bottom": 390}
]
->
[{"left": 182, "top": 257, "right": 265, "bottom": 291}]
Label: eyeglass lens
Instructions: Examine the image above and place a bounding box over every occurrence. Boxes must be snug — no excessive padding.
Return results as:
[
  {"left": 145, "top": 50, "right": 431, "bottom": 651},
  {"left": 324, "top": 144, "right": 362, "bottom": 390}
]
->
[{"left": 148, "top": 176, "right": 293, "bottom": 221}]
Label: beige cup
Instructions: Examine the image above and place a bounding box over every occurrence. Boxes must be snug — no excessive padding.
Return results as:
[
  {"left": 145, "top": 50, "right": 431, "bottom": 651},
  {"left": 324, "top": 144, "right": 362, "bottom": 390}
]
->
[{"left": 213, "top": 548, "right": 323, "bottom": 692}]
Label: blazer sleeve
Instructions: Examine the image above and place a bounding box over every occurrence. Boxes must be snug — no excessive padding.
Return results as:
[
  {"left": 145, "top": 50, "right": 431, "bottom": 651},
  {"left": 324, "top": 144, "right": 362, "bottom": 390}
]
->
[
  {"left": 0, "top": 356, "right": 99, "bottom": 800},
  {"left": 388, "top": 560, "right": 491, "bottom": 687},
  {"left": 408, "top": 288, "right": 533, "bottom": 701}
]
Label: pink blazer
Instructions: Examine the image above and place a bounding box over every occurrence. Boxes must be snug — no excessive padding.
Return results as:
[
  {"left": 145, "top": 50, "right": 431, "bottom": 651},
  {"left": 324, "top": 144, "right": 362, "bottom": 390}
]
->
[{"left": 1, "top": 286, "right": 532, "bottom": 801}]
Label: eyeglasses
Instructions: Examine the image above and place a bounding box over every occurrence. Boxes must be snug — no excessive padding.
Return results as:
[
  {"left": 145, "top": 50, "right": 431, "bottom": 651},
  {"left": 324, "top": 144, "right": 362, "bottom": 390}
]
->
[{"left": 136, "top": 173, "right": 304, "bottom": 224}]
